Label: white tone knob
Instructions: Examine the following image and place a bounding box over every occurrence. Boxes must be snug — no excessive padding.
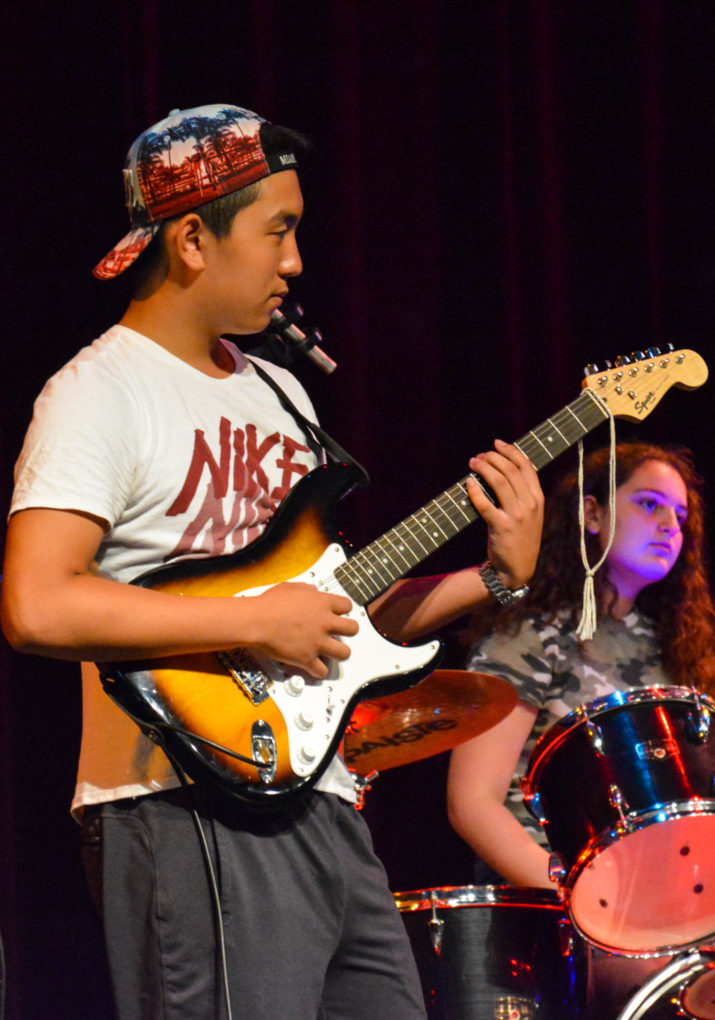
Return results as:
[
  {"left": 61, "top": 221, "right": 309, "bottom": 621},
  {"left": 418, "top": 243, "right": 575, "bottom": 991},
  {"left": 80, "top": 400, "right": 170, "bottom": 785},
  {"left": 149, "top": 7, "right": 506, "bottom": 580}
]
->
[
  {"left": 296, "top": 711, "right": 314, "bottom": 731},
  {"left": 285, "top": 676, "right": 305, "bottom": 697}
]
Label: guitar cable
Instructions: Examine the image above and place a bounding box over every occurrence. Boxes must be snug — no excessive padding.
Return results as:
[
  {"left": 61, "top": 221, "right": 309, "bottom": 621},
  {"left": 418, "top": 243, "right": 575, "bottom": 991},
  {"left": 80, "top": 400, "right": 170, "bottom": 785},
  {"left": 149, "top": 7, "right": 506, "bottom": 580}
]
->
[
  {"left": 97, "top": 682, "right": 268, "bottom": 1017},
  {"left": 169, "top": 758, "right": 235, "bottom": 1020},
  {"left": 146, "top": 718, "right": 273, "bottom": 770}
]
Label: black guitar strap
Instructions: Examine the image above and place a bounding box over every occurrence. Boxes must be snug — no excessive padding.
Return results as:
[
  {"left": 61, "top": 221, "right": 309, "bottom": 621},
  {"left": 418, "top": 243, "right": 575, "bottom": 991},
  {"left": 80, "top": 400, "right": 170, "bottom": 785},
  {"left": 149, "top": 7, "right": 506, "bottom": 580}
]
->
[{"left": 249, "top": 358, "right": 369, "bottom": 483}]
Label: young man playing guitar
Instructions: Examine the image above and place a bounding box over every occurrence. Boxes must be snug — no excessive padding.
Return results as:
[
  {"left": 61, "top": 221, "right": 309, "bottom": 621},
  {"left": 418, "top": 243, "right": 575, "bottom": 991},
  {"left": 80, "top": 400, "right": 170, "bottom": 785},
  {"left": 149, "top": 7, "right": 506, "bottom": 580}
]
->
[{"left": 1, "top": 104, "right": 543, "bottom": 1019}]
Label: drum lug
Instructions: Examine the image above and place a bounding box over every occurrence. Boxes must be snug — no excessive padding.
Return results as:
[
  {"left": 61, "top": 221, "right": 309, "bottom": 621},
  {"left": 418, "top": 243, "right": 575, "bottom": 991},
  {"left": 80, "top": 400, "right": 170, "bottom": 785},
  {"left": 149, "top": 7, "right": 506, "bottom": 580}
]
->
[
  {"left": 608, "top": 783, "right": 633, "bottom": 830},
  {"left": 584, "top": 718, "right": 605, "bottom": 756},
  {"left": 686, "top": 695, "right": 711, "bottom": 745},
  {"left": 548, "top": 851, "right": 568, "bottom": 888},
  {"left": 352, "top": 770, "right": 379, "bottom": 810},
  {"left": 428, "top": 891, "right": 444, "bottom": 956},
  {"left": 557, "top": 916, "right": 574, "bottom": 957},
  {"left": 521, "top": 784, "right": 547, "bottom": 825}
]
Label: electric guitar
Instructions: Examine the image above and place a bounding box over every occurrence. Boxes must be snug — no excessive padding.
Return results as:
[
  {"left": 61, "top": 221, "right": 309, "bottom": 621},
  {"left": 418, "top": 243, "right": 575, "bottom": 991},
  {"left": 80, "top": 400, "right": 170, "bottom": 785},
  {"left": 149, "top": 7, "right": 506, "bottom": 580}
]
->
[{"left": 100, "top": 347, "right": 708, "bottom": 807}]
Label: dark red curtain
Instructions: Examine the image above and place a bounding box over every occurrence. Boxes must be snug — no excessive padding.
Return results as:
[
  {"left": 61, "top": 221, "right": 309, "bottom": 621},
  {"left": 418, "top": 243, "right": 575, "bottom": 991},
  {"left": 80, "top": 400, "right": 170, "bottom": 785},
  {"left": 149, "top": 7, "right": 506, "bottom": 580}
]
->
[{"left": 2, "top": 2, "right": 714, "bottom": 1016}]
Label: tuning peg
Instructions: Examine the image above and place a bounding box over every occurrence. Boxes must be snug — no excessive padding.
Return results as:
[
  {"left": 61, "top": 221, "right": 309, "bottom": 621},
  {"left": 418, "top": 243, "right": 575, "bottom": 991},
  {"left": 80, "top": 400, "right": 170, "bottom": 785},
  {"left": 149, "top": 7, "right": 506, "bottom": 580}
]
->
[
  {"left": 646, "top": 347, "right": 661, "bottom": 357},
  {"left": 664, "top": 342, "right": 674, "bottom": 352},
  {"left": 632, "top": 351, "right": 646, "bottom": 361},
  {"left": 603, "top": 360, "right": 614, "bottom": 370},
  {"left": 614, "top": 355, "right": 632, "bottom": 366},
  {"left": 584, "top": 363, "right": 599, "bottom": 376}
]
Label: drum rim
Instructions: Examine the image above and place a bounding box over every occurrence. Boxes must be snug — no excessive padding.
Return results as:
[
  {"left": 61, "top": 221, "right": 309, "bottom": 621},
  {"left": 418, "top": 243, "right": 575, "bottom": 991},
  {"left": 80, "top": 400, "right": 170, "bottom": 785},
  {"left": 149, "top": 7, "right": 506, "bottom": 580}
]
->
[
  {"left": 393, "top": 883, "right": 565, "bottom": 912},
  {"left": 523, "top": 685, "right": 715, "bottom": 789},
  {"left": 567, "top": 913, "right": 715, "bottom": 960}
]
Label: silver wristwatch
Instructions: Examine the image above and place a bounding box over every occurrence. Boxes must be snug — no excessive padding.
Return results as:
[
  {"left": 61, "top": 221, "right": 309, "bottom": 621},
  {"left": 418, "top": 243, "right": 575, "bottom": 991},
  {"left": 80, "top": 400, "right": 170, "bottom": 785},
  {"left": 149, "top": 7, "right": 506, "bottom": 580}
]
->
[{"left": 479, "top": 561, "right": 530, "bottom": 607}]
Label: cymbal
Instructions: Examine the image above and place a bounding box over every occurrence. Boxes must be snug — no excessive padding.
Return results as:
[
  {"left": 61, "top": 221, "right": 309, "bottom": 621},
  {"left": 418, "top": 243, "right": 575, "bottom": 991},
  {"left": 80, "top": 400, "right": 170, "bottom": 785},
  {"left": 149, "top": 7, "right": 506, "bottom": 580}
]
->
[{"left": 342, "top": 669, "right": 518, "bottom": 775}]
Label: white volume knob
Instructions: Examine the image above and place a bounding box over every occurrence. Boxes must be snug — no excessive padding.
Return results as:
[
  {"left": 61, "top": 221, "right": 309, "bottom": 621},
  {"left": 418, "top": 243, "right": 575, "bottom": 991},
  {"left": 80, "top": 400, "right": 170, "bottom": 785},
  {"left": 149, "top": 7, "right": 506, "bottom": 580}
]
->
[{"left": 296, "top": 711, "right": 314, "bottom": 731}]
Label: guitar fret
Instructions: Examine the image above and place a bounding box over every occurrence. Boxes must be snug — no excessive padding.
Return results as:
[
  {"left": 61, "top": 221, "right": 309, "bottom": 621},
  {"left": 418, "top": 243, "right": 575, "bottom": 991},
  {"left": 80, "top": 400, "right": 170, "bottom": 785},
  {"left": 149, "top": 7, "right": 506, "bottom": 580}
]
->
[
  {"left": 381, "top": 532, "right": 415, "bottom": 572},
  {"left": 395, "top": 516, "right": 433, "bottom": 558},
  {"left": 338, "top": 553, "right": 379, "bottom": 603},
  {"left": 439, "top": 484, "right": 476, "bottom": 525},
  {"left": 416, "top": 505, "right": 451, "bottom": 543},
  {"left": 402, "top": 514, "right": 440, "bottom": 556},
  {"left": 372, "top": 537, "right": 407, "bottom": 580},
  {"left": 519, "top": 393, "right": 607, "bottom": 470},
  {"left": 523, "top": 429, "right": 552, "bottom": 459},
  {"left": 351, "top": 547, "right": 394, "bottom": 590},
  {"left": 563, "top": 403, "right": 591, "bottom": 433},
  {"left": 543, "top": 417, "right": 568, "bottom": 448}
]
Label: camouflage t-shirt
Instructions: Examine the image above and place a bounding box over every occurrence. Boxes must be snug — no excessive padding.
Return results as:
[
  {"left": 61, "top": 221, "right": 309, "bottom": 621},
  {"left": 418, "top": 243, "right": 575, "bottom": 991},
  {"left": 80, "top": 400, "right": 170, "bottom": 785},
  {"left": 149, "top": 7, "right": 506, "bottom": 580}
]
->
[{"left": 466, "top": 608, "right": 668, "bottom": 844}]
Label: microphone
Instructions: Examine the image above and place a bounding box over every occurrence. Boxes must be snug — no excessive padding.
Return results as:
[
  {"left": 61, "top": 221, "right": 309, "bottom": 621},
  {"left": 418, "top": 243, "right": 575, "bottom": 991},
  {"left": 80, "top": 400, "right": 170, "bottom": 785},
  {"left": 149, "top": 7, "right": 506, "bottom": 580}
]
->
[{"left": 269, "top": 306, "right": 338, "bottom": 374}]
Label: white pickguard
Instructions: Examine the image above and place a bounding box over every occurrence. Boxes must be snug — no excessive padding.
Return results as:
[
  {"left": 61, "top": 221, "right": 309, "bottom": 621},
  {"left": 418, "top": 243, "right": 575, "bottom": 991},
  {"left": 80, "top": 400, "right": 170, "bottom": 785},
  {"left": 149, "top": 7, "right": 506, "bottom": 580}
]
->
[{"left": 237, "top": 542, "right": 440, "bottom": 780}]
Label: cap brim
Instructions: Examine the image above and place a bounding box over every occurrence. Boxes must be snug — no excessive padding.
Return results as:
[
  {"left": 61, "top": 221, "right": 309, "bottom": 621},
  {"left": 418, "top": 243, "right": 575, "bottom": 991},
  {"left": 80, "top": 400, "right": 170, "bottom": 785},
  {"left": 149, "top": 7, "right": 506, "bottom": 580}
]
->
[{"left": 92, "top": 224, "right": 160, "bottom": 280}]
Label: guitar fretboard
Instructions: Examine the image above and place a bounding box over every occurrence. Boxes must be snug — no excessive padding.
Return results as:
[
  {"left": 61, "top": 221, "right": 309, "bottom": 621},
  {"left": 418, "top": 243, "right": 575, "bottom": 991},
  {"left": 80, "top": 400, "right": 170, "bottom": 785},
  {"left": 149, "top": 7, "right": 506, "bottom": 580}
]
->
[{"left": 335, "top": 389, "right": 608, "bottom": 605}]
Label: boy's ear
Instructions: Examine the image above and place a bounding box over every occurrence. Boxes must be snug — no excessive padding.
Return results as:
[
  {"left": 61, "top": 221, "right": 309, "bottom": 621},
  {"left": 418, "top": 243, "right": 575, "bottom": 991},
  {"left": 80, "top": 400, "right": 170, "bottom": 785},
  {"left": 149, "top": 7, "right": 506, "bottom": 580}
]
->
[
  {"left": 167, "top": 213, "right": 206, "bottom": 272},
  {"left": 583, "top": 494, "right": 604, "bottom": 535}
]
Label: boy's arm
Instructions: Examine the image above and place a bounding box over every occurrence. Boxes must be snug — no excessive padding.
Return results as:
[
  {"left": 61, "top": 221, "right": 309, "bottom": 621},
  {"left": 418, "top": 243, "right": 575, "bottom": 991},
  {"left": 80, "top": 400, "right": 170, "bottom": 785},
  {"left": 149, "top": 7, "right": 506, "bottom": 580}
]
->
[{"left": 1, "top": 506, "right": 358, "bottom": 678}]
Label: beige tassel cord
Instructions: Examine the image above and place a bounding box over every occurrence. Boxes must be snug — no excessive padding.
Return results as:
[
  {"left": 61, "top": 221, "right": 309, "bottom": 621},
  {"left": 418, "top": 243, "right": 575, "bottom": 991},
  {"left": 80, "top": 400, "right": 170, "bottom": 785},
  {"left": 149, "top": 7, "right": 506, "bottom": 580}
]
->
[{"left": 574, "top": 406, "right": 617, "bottom": 641}]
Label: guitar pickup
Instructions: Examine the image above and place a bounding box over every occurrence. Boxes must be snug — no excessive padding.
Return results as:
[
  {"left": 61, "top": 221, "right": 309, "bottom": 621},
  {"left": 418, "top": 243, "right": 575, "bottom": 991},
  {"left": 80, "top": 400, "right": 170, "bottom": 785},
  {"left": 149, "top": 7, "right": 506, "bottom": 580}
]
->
[{"left": 218, "top": 650, "right": 272, "bottom": 704}]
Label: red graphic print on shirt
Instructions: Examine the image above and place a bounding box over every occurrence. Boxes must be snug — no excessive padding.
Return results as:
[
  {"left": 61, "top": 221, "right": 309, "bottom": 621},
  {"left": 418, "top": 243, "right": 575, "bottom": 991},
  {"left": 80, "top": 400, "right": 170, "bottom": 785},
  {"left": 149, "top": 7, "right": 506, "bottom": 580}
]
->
[{"left": 164, "top": 416, "right": 311, "bottom": 560}]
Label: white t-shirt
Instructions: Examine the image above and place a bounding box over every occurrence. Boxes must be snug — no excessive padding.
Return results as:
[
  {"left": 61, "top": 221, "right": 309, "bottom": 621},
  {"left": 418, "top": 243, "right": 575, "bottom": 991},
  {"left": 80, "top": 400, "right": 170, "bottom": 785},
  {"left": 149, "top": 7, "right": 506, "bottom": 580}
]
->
[{"left": 11, "top": 324, "right": 357, "bottom": 812}]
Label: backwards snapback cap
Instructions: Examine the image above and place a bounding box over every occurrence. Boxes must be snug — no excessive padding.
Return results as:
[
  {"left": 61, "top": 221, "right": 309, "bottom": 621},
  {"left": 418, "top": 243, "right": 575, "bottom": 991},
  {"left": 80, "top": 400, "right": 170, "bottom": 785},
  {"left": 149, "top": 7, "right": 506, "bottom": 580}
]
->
[{"left": 93, "top": 103, "right": 298, "bottom": 280}]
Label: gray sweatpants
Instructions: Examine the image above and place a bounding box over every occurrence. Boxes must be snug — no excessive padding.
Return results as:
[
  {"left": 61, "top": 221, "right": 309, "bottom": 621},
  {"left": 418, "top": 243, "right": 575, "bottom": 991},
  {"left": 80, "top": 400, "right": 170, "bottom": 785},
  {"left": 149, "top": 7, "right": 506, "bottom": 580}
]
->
[{"left": 82, "top": 786, "right": 426, "bottom": 1020}]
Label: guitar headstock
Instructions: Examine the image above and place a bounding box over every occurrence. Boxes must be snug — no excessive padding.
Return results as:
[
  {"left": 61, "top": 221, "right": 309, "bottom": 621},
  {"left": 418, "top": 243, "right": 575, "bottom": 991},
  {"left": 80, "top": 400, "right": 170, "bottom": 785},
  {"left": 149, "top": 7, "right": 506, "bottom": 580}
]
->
[{"left": 582, "top": 347, "right": 708, "bottom": 422}]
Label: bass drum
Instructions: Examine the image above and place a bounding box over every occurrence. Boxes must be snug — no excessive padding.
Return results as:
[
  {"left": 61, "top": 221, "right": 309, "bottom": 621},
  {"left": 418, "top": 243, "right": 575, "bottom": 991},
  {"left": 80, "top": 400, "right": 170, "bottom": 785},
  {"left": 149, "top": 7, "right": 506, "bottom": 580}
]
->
[
  {"left": 522, "top": 686, "right": 715, "bottom": 957},
  {"left": 616, "top": 949, "right": 715, "bottom": 1019},
  {"left": 394, "top": 885, "right": 586, "bottom": 1019}
]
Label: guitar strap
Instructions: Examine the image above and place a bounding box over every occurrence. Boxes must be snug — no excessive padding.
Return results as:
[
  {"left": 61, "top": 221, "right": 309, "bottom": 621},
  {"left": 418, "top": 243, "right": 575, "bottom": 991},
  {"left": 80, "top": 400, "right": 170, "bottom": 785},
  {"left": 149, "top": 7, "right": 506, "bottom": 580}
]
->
[{"left": 249, "top": 358, "right": 369, "bottom": 482}]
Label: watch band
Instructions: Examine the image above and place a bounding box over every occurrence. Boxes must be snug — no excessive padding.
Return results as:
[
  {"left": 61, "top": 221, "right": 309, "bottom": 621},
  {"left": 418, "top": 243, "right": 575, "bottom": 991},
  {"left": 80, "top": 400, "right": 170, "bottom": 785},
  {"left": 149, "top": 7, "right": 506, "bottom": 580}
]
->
[{"left": 479, "top": 561, "right": 530, "bottom": 607}]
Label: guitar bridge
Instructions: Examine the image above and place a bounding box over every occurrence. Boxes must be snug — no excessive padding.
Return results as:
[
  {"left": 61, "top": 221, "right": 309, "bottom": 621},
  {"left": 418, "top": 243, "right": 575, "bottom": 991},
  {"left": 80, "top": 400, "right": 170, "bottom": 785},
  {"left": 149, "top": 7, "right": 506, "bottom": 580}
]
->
[{"left": 218, "top": 649, "right": 272, "bottom": 704}]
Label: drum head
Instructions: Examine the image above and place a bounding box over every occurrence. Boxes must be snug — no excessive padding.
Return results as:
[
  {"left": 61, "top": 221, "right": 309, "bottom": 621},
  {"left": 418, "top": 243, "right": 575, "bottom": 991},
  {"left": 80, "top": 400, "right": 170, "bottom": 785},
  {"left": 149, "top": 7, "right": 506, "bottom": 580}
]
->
[{"left": 571, "top": 813, "right": 715, "bottom": 956}]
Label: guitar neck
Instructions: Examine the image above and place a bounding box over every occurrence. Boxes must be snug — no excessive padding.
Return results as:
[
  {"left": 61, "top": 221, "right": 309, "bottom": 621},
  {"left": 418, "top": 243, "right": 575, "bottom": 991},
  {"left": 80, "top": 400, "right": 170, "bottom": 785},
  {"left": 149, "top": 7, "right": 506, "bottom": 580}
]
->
[{"left": 335, "top": 389, "right": 608, "bottom": 605}]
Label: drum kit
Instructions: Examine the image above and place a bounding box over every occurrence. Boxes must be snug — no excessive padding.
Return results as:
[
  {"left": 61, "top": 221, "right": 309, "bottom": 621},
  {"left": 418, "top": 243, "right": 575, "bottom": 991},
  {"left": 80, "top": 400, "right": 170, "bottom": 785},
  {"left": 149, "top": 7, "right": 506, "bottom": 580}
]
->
[{"left": 344, "top": 675, "right": 715, "bottom": 1019}]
